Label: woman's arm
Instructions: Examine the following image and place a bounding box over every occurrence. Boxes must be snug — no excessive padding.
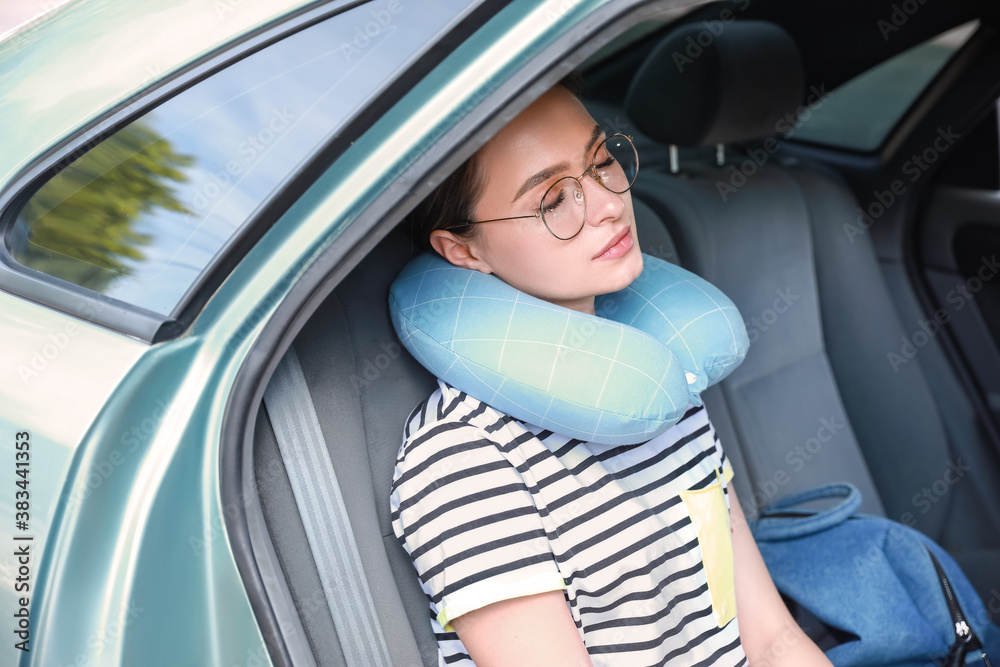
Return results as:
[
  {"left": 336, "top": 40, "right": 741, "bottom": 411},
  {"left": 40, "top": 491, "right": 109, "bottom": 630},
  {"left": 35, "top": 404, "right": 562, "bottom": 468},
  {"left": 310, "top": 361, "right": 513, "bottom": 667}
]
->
[
  {"left": 729, "top": 484, "right": 833, "bottom": 666},
  {"left": 450, "top": 589, "right": 594, "bottom": 667}
]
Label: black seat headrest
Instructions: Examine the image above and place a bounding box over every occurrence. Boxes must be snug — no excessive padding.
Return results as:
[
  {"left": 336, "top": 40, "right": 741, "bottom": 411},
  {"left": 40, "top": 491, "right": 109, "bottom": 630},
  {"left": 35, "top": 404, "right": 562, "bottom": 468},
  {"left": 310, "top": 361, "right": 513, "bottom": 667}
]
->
[{"left": 625, "top": 20, "right": 804, "bottom": 147}]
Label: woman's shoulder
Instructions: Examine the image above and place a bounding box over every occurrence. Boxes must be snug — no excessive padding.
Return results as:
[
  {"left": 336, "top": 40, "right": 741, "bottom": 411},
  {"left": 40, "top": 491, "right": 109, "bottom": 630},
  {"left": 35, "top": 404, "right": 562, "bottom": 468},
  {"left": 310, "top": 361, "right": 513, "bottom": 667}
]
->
[
  {"left": 403, "top": 379, "right": 483, "bottom": 431},
  {"left": 391, "top": 380, "right": 533, "bottom": 506},
  {"left": 397, "top": 379, "right": 513, "bottom": 460}
]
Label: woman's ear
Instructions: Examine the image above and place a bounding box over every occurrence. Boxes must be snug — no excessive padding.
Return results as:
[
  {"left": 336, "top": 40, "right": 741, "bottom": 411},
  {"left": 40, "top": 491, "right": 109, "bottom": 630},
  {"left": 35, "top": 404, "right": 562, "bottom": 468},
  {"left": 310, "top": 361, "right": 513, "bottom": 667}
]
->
[{"left": 429, "top": 229, "right": 494, "bottom": 274}]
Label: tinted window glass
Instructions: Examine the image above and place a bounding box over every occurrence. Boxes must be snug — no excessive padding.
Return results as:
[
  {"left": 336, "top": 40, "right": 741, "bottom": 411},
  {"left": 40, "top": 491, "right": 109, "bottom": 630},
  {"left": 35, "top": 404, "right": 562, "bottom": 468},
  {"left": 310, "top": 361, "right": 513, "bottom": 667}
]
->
[
  {"left": 789, "top": 22, "right": 978, "bottom": 152},
  {"left": 8, "top": 0, "right": 467, "bottom": 316}
]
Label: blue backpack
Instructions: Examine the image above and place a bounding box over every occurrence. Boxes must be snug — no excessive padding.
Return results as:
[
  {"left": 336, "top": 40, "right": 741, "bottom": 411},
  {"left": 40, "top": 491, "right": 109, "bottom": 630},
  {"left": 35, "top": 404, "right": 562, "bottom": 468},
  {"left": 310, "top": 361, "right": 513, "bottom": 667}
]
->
[{"left": 750, "top": 484, "right": 1000, "bottom": 666}]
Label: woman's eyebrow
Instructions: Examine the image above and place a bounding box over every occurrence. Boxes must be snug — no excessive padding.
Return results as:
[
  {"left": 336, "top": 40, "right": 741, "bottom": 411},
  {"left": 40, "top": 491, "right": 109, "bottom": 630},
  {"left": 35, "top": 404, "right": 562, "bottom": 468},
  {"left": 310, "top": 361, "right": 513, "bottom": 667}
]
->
[
  {"left": 512, "top": 163, "right": 569, "bottom": 203},
  {"left": 511, "top": 124, "right": 606, "bottom": 203},
  {"left": 583, "top": 123, "right": 605, "bottom": 155}
]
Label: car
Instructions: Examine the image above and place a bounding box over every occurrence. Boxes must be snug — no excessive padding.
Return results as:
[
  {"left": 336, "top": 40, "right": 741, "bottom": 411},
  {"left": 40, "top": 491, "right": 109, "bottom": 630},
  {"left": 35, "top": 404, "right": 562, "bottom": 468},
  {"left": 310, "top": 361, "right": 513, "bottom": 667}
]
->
[{"left": 2, "top": 0, "right": 999, "bottom": 664}]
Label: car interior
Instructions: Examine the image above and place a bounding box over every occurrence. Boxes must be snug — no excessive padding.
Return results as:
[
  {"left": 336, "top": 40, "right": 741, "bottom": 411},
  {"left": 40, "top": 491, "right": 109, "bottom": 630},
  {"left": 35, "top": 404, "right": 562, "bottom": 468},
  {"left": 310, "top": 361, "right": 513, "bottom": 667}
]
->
[{"left": 247, "top": 0, "right": 1000, "bottom": 664}]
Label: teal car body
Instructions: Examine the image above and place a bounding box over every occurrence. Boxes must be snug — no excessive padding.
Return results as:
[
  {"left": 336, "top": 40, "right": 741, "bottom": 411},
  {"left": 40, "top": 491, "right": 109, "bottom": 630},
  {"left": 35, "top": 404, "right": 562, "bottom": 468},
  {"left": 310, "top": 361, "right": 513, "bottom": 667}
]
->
[
  {"left": 7, "top": 0, "right": 997, "bottom": 664},
  {"left": 0, "top": 0, "right": 655, "bottom": 663}
]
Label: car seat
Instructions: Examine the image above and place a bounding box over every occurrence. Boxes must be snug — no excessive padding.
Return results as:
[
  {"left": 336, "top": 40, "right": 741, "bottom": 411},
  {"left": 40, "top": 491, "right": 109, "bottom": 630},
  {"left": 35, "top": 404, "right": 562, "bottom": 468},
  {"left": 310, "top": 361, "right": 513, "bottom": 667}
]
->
[{"left": 614, "top": 19, "right": 1000, "bottom": 598}]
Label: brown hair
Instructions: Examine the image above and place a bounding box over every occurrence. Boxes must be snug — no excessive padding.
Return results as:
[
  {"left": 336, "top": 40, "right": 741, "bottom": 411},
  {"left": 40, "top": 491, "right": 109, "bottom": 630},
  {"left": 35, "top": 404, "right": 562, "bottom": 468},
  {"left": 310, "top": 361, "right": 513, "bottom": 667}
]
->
[{"left": 408, "top": 71, "right": 585, "bottom": 253}]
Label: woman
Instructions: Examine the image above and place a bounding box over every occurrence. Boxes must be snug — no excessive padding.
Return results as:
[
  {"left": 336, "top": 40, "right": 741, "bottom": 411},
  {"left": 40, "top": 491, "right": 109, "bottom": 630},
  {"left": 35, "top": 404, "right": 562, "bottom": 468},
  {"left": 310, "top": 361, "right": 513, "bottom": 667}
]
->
[{"left": 389, "top": 76, "right": 833, "bottom": 666}]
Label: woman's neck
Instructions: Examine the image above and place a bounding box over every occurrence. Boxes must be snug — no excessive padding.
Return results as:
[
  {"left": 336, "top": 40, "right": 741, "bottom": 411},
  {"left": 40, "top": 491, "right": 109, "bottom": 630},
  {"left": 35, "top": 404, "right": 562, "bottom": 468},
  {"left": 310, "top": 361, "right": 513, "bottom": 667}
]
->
[{"left": 547, "top": 295, "right": 596, "bottom": 316}]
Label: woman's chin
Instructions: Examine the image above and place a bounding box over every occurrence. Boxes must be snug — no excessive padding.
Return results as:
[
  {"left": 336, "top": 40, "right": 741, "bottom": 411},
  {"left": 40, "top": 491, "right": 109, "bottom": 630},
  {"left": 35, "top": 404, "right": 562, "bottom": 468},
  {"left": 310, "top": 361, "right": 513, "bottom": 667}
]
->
[{"left": 609, "top": 245, "right": 644, "bottom": 291}]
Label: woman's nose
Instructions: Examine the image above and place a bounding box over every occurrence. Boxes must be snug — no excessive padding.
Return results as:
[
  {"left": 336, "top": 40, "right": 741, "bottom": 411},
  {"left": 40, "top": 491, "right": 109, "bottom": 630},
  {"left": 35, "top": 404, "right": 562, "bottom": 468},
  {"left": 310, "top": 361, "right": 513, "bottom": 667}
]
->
[{"left": 583, "top": 171, "right": 625, "bottom": 226}]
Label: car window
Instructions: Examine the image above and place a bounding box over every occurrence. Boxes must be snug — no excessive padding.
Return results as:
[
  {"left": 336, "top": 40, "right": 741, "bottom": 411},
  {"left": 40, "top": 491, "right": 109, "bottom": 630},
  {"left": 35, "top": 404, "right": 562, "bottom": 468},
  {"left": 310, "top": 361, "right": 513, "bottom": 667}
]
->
[
  {"left": 788, "top": 21, "right": 979, "bottom": 152},
  {"left": 6, "top": 0, "right": 469, "bottom": 317}
]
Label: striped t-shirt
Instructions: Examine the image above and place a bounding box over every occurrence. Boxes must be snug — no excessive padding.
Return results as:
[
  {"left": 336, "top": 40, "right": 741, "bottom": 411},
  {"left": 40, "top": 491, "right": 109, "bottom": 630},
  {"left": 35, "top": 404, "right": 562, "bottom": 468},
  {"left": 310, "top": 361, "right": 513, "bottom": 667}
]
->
[{"left": 389, "top": 380, "right": 746, "bottom": 666}]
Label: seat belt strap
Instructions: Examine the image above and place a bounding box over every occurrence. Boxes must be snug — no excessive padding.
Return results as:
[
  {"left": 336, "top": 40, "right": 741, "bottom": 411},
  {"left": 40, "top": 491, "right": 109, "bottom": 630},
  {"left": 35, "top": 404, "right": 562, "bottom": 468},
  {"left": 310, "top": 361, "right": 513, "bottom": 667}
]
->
[{"left": 263, "top": 346, "right": 391, "bottom": 667}]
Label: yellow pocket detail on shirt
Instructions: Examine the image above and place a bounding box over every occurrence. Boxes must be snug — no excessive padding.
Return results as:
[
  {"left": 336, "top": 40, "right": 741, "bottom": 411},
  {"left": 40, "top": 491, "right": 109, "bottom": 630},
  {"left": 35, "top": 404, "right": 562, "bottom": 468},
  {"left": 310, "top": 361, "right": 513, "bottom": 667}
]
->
[{"left": 679, "top": 469, "right": 736, "bottom": 627}]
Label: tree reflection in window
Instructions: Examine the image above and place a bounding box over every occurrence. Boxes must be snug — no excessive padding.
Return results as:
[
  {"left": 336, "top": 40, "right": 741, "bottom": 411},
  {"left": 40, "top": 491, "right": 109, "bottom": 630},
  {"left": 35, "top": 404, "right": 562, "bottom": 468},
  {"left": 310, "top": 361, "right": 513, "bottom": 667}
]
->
[
  {"left": 6, "top": 0, "right": 474, "bottom": 318},
  {"left": 12, "top": 121, "right": 195, "bottom": 294}
]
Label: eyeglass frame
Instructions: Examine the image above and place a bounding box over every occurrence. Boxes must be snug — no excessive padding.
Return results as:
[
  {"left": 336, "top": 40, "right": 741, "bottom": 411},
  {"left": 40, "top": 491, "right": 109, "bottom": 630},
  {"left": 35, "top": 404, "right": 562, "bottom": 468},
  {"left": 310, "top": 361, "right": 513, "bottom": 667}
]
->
[{"left": 445, "top": 132, "right": 639, "bottom": 241}]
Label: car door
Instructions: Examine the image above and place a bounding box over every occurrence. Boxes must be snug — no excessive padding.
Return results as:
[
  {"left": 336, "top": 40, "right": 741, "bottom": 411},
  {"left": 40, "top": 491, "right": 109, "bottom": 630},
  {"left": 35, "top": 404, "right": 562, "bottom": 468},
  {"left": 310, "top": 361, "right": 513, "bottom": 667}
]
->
[
  {"left": 0, "top": 1, "right": 493, "bottom": 664},
  {"left": 916, "top": 102, "right": 1000, "bottom": 433},
  {"left": 774, "top": 15, "right": 1000, "bottom": 579},
  {"left": 777, "top": 19, "right": 1000, "bottom": 441}
]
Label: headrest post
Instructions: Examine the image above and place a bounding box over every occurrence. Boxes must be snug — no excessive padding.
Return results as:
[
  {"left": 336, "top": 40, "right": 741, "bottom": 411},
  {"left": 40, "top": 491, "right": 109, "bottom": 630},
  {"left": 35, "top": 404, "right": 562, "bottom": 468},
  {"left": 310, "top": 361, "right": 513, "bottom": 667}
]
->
[
  {"left": 669, "top": 144, "right": 679, "bottom": 174},
  {"left": 715, "top": 144, "right": 725, "bottom": 166}
]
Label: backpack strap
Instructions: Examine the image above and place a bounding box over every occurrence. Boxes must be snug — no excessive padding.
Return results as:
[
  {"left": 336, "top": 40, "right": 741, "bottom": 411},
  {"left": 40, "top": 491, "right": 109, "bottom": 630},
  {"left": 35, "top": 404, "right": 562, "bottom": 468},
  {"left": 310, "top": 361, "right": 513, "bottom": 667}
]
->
[{"left": 751, "top": 483, "right": 862, "bottom": 541}]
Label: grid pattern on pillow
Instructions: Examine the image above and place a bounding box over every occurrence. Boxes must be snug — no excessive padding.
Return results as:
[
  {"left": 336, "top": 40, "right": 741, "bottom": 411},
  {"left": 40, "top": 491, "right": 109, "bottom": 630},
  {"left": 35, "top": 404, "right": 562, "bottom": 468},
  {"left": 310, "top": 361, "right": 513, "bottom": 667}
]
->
[{"left": 388, "top": 252, "right": 747, "bottom": 446}]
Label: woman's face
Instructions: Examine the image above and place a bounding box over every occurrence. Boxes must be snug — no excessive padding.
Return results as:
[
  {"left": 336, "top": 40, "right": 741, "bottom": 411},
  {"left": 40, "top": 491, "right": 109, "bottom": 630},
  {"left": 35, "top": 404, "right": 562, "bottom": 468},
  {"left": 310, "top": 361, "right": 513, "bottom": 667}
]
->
[{"left": 430, "top": 86, "right": 643, "bottom": 314}]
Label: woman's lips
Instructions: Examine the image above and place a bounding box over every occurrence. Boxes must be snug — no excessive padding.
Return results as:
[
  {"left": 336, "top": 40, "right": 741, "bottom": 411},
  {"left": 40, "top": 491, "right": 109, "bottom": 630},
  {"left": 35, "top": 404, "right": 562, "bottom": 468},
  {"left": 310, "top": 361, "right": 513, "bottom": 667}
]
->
[{"left": 593, "top": 228, "right": 633, "bottom": 260}]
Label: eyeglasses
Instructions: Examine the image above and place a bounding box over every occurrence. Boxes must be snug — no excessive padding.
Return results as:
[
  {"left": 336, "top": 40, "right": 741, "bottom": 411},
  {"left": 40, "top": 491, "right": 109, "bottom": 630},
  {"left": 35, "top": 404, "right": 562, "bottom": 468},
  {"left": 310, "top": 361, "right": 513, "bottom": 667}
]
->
[{"left": 447, "top": 133, "right": 639, "bottom": 241}]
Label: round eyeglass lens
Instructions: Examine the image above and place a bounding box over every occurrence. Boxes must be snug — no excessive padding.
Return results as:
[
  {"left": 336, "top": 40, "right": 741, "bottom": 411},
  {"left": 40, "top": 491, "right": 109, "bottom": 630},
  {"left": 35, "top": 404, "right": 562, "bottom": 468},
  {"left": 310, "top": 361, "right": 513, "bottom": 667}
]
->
[
  {"left": 540, "top": 177, "right": 586, "bottom": 240},
  {"left": 595, "top": 134, "right": 638, "bottom": 194}
]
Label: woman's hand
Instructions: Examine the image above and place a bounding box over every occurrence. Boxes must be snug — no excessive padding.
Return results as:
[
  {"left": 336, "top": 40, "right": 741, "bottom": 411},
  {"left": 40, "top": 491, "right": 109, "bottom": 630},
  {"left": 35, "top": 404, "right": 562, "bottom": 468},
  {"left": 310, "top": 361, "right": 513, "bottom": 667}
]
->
[
  {"left": 729, "top": 484, "right": 834, "bottom": 666},
  {"left": 450, "top": 589, "right": 594, "bottom": 667}
]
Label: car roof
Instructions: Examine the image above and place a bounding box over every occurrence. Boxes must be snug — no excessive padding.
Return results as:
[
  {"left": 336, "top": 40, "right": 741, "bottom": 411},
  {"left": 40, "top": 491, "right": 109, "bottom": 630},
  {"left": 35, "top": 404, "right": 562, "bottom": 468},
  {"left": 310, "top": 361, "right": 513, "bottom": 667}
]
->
[{"left": 0, "top": 0, "right": 319, "bottom": 187}]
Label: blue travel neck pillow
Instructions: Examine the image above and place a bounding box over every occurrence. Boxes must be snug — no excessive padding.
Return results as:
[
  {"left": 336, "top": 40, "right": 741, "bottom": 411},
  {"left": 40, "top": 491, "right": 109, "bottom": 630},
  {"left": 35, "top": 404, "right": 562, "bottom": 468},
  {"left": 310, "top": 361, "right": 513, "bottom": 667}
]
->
[{"left": 389, "top": 252, "right": 749, "bottom": 446}]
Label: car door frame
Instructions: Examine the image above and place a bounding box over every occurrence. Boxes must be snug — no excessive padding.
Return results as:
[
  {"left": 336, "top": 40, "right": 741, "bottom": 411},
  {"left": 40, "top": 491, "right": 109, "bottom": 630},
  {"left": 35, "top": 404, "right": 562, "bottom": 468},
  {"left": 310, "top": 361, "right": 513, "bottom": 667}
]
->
[{"left": 217, "top": 0, "right": 704, "bottom": 664}]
